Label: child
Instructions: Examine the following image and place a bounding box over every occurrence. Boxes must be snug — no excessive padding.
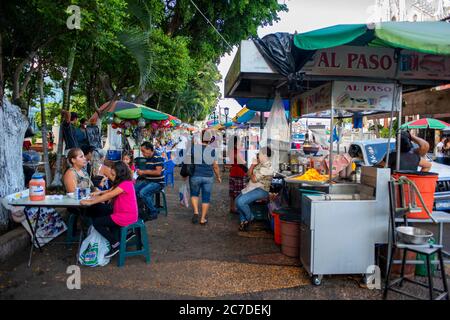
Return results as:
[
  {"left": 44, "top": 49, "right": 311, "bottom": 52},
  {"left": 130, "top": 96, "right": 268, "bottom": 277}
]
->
[
  {"left": 122, "top": 152, "right": 135, "bottom": 173},
  {"left": 80, "top": 161, "right": 138, "bottom": 258}
]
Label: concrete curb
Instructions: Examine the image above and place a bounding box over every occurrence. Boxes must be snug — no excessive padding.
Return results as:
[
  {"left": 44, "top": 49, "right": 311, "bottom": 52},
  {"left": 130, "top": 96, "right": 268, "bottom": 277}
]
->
[
  {"left": 0, "top": 208, "right": 68, "bottom": 264},
  {"left": 0, "top": 226, "right": 30, "bottom": 264}
]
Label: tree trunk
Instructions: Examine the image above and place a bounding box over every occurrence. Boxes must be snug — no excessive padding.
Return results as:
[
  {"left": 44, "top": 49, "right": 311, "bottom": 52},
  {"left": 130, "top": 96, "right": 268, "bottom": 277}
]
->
[
  {"left": 51, "top": 44, "right": 76, "bottom": 187},
  {"left": 0, "top": 32, "right": 4, "bottom": 107},
  {"left": 99, "top": 73, "right": 115, "bottom": 100},
  {"left": 39, "top": 66, "right": 52, "bottom": 183},
  {"left": 0, "top": 98, "right": 28, "bottom": 230},
  {"left": 134, "top": 91, "right": 151, "bottom": 105},
  {"left": 374, "top": 119, "right": 380, "bottom": 138}
]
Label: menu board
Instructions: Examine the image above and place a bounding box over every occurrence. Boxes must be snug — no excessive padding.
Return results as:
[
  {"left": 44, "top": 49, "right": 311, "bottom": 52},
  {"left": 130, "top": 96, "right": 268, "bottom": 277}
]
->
[
  {"left": 298, "top": 82, "right": 332, "bottom": 115},
  {"left": 332, "top": 81, "right": 399, "bottom": 112},
  {"left": 398, "top": 51, "right": 450, "bottom": 80}
]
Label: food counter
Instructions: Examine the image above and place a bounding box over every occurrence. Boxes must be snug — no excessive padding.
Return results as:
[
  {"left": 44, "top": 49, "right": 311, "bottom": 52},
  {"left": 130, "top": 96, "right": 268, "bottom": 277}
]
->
[{"left": 285, "top": 167, "right": 391, "bottom": 285}]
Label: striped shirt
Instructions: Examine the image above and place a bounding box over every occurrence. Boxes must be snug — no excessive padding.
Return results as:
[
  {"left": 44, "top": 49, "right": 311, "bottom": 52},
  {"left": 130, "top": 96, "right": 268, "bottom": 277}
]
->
[{"left": 139, "top": 155, "right": 165, "bottom": 184}]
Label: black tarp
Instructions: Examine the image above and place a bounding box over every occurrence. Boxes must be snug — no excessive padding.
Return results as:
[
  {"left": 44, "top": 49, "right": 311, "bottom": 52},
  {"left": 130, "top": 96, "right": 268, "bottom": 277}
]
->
[{"left": 253, "top": 33, "right": 314, "bottom": 91}]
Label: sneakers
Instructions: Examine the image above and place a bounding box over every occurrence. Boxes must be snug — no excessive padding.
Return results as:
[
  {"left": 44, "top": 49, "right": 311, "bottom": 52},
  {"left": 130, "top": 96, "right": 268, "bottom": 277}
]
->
[
  {"left": 104, "top": 246, "right": 119, "bottom": 258},
  {"left": 126, "top": 232, "right": 136, "bottom": 242}
]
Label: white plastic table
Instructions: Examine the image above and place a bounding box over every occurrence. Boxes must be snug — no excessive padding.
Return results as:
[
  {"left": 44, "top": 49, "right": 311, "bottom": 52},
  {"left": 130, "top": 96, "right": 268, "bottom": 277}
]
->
[{"left": 8, "top": 196, "right": 91, "bottom": 267}]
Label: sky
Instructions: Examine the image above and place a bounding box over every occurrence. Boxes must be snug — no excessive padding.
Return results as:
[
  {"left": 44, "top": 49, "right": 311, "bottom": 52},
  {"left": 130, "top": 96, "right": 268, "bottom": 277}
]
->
[{"left": 216, "top": 0, "right": 376, "bottom": 119}]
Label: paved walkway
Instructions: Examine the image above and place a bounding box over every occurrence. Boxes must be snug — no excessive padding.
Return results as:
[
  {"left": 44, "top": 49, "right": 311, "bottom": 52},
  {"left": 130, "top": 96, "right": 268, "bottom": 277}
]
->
[{"left": 0, "top": 171, "right": 448, "bottom": 299}]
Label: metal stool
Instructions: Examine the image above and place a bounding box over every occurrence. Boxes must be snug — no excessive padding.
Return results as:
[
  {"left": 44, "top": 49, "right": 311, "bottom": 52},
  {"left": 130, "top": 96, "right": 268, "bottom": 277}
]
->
[{"left": 384, "top": 177, "right": 449, "bottom": 300}]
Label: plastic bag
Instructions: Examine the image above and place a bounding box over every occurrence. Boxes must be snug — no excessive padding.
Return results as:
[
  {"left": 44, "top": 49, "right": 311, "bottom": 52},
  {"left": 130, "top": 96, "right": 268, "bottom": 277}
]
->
[
  {"left": 260, "top": 93, "right": 290, "bottom": 152},
  {"left": 79, "top": 226, "right": 111, "bottom": 267},
  {"left": 179, "top": 182, "right": 190, "bottom": 208}
]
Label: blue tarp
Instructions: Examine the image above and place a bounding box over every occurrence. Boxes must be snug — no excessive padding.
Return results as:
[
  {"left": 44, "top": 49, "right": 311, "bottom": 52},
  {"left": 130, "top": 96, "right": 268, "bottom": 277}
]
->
[{"left": 235, "top": 98, "right": 290, "bottom": 112}]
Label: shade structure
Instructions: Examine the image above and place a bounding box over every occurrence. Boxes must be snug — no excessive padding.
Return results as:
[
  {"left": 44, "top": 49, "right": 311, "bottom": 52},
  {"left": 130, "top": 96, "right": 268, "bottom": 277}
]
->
[
  {"left": 115, "top": 105, "right": 168, "bottom": 121},
  {"left": 233, "top": 107, "right": 256, "bottom": 123},
  {"left": 400, "top": 118, "right": 450, "bottom": 130},
  {"left": 254, "top": 22, "right": 450, "bottom": 78},
  {"left": 294, "top": 22, "right": 450, "bottom": 55},
  {"left": 89, "top": 100, "right": 168, "bottom": 122},
  {"left": 235, "top": 98, "right": 290, "bottom": 112}
]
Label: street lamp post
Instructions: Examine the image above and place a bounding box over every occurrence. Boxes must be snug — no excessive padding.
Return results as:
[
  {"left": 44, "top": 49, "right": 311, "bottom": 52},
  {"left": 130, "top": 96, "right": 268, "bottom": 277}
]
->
[{"left": 224, "top": 107, "right": 229, "bottom": 124}]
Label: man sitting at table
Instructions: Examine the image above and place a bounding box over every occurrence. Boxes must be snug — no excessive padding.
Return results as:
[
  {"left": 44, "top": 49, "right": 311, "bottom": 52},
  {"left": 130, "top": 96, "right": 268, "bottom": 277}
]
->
[{"left": 135, "top": 142, "right": 165, "bottom": 220}]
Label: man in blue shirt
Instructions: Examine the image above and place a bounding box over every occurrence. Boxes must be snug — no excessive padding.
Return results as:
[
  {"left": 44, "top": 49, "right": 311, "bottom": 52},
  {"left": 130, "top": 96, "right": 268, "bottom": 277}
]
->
[{"left": 135, "top": 142, "right": 165, "bottom": 220}]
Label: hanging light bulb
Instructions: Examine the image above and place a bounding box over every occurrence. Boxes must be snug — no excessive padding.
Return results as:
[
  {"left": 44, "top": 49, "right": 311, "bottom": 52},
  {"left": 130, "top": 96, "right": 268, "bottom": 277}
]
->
[{"left": 138, "top": 117, "right": 146, "bottom": 128}]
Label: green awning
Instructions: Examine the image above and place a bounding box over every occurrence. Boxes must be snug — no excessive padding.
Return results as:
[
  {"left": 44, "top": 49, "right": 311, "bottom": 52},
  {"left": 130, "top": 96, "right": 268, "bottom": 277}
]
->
[
  {"left": 293, "top": 24, "right": 369, "bottom": 50},
  {"left": 114, "top": 105, "right": 168, "bottom": 120},
  {"left": 293, "top": 22, "right": 450, "bottom": 55}
]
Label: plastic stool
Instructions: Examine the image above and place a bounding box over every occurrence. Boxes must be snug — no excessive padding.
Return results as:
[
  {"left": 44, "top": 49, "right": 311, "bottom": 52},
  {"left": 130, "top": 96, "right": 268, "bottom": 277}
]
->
[
  {"left": 164, "top": 160, "right": 175, "bottom": 188},
  {"left": 66, "top": 213, "right": 93, "bottom": 245},
  {"left": 165, "top": 172, "right": 174, "bottom": 188},
  {"left": 154, "top": 190, "right": 168, "bottom": 216},
  {"left": 118, "top": 219, "right": 151, "bottom": 267}
]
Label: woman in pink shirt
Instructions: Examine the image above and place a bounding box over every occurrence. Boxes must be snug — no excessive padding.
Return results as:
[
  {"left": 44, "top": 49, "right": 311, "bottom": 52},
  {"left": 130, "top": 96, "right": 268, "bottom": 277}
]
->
[{"left": 81, "top": 161, "right": 138, "bottom": 258}]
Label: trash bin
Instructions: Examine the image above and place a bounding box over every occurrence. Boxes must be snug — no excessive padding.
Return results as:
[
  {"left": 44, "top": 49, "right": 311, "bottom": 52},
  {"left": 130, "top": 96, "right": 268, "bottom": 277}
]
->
[{"left": 280, "top": 214, "right": 301, "bottom": 258}]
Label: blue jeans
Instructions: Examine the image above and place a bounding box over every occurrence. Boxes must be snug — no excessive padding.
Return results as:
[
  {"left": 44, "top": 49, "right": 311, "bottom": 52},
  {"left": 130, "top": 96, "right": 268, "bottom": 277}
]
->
[
  {"left": 135, "top": 180, "right": 163, "bottom": 217},
  {"left": 235, "top": 188, "right": 269, "bottom": 223},
  {"left": 189, "top": 176, "right": 214, "bottom": 204}
]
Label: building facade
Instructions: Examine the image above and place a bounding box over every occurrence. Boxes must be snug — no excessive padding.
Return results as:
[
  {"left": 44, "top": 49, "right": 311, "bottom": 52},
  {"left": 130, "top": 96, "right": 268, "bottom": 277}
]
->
[{"left": 373, "top": 0, "right": 450, "bottom": 22}]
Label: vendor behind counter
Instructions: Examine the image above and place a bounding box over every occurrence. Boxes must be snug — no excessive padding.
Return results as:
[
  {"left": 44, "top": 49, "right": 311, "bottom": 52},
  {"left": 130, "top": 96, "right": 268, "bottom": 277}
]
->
[{"left": 378, "top": 131, "right": 431, "bottom": 172}]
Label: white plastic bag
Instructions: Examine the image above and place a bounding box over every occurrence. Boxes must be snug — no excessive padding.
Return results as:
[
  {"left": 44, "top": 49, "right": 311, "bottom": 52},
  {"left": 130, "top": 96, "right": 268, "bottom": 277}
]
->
[
  {"left": 179, "top": 182, "right": 190, "bottom": 208},
  {"left": 260, "top": 93, "right": 290, "bottom": 151},
  {"left": 78, "top": 226, "right": 111, "bottom": 267}
]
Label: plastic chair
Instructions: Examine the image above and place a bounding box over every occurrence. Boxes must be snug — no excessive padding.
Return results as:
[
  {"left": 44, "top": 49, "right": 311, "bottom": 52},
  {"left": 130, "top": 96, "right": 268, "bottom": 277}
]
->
[
  {"left": 154, "top": 189, "right": 168, "bottom": 216},
  {"left": 384, "top": 177, "right": 449, "bottom": 300},
  {"left": 117, "top": 219, "right": 151, "bottom": 267},
  {"left": 164, "top": 160, "right": 175, "bottom": 188}
]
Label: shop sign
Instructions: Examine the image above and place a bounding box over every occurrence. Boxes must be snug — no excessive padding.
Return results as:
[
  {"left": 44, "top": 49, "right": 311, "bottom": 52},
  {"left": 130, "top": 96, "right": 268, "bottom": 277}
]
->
[
  {"left": 298, "top": 82, "right": 332, "bottom": 115},
  {"left": 302, "top": 46, "right": 397, "bottom": 78},
  {"left": 397, "top": 50, "right": 450, "bottom": 80},
  {"left": 332, "top": 81, "right": 399, "bottom": 112}
]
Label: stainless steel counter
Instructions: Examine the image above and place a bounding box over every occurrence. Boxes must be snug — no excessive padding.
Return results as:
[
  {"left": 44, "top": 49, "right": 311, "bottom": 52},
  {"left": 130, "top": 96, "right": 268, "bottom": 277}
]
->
[{"left": 298, "top": 167, "right": 391, "bottom": 285}]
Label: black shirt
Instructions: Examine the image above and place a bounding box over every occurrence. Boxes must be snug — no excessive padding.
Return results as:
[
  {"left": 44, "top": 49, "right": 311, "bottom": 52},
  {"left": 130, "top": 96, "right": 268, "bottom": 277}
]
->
[
  {"left": 386, "top": 151, "right": 420, "bottom": 171},
  {"left": 62, "top": 121, "right": 79, "bottom": 150}
]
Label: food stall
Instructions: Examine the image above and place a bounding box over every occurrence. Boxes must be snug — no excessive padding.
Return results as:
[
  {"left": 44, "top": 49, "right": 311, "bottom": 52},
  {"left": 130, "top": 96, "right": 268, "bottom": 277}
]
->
[{"left": 225, "top": 21, "right": 450, "bottom": 285}]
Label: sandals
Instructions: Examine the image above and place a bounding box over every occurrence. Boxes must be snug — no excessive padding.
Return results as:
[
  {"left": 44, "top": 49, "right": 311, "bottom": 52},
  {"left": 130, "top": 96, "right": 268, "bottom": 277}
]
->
[
  {"left": 238, "top": 221, "right": 249, "bottom": 232},
  {"left": 200, "top": 219, "right": 208, "bottom": 226},
  {"left": 191, "top": 214, "right": 199, "bottom": 224}
]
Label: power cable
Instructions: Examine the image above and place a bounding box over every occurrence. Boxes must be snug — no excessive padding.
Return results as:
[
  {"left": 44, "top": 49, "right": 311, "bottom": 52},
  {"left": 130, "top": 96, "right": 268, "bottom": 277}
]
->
[{"left": 189, "top": 0, "right": 234, "bottom": 51}]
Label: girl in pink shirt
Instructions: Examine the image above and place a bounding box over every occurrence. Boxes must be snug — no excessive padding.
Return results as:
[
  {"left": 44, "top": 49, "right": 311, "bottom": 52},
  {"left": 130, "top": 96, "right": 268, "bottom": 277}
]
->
[{"left": 81, "top": 161, "right": 138, "bottom": 258}]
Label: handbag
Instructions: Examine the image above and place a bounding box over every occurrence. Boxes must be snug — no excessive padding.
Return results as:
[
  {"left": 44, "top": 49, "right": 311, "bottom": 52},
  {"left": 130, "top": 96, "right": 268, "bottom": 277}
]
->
[{"left": 180, "top": 152, "right": 195, "bottom": 177}]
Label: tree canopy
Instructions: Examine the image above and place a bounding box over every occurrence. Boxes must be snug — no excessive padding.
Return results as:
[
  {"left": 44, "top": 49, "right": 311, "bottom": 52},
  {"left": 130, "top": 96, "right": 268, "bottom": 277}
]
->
[{"left": 0, "top": 0, "right": 287, "bottom": 122}]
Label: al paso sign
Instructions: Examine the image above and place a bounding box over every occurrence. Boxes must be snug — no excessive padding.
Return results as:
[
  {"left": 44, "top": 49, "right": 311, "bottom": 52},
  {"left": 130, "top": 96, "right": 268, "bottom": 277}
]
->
[
  {"left": 303, "top": 46, "right": 397, "bottom": 78},
  {"left": 302, "top": 46, "right": 450, "bottom": 80},
  {"left": 332, "top": 81, "right": 399, "bottom": 112}
]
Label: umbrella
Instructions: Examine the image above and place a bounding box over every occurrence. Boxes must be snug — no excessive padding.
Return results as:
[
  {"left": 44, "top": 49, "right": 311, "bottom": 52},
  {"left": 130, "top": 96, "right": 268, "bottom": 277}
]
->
[
  {"left": 89, "top": 100, "right": 168, "bottom": 122},
  {"left": 115, "top": 105, "right": 168, "bottom": 121},
  {"left": 400, "top": 118, "right": 450, "bottom": 130}
]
